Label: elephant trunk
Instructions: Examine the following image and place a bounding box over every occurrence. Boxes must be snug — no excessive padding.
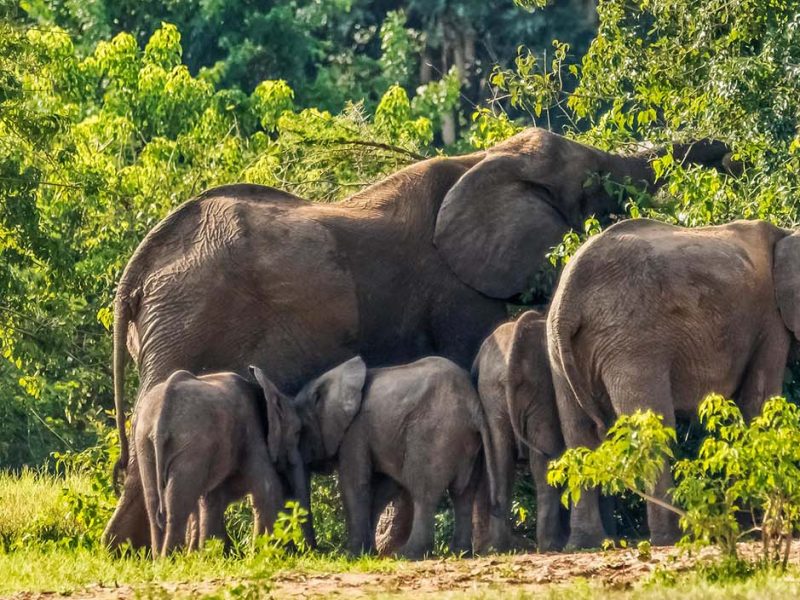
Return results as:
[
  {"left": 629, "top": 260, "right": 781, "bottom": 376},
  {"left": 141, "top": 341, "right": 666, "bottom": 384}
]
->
[
  {"left": 288, "top": 449, "right": 316, "bottom": 549},
  {"left": 602, "top": 139, "right": 733, "bottom": 196},
  {"left": 671, "top": 139, "right": 732, "bottom": 172}
]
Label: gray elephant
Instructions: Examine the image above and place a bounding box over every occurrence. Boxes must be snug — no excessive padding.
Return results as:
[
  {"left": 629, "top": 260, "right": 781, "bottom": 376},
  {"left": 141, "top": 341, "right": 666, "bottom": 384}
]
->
[
  {"left": 275, "top": 355, "right": 498, "bottom": 559},
  {"left": 547, "top": 218, "right": 800, "bottom": 548},
  {"left": 105, "top": 128, "right": 731, "bottom": 548},
  {"left": 472, "top": 310, "right": 566, "bottom": 552},
  {"left": 133, "top": 369, "right": 302, "bottom": 556}
]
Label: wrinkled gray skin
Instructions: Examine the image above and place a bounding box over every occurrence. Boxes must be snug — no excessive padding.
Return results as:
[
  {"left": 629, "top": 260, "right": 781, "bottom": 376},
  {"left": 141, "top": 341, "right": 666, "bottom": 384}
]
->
[
  {"left": 285, "top": 355, "right": 498, "bottom": 559},
  {"left": 472, "top": 310, "right": 566, "bottom": 553},
  {"left": 105, "top": 128, "right": 732, "bottom": 549},
  {"left": 133, "top": 370, "right": 302, "bottom": 556},
  {"left": 547, "top": 218, "right": 800, "bottom": 549}
]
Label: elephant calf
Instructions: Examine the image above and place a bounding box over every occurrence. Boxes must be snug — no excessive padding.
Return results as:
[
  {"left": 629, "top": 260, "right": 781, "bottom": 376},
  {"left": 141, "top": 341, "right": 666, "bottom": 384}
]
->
[
  {"left": 282, "top": 355, "right": 498, "bottom": 559},
  {"left": 134, "top": 369, "right": 302, "bottom": 556},
  {"left": 472, "top": 310, "right": 566, "bottom": 552}
]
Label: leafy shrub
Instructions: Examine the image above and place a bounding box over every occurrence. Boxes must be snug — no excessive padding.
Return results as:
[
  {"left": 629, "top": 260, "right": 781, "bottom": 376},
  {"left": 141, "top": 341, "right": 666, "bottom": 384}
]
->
[
  {"left": 51, "top": 428, "right": 118, "bottom": 549},
  {"left": 549, "top": 395, "right": 800, "bottom": 568}
]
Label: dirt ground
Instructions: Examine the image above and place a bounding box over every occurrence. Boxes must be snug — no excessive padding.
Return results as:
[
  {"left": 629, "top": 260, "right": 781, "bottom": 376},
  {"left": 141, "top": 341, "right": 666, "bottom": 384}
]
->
[
  {"left": 267, "top": 544, "right": 715, "bottom": 597},
  {"left": 8, "top": 542, "right": 759, "bottom": 599}
]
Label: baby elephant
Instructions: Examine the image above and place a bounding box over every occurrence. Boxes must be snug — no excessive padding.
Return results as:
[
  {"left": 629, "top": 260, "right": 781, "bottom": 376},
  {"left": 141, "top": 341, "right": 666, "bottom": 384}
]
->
[
  {"left": 472, "top": 309, "right": 566, "bottom": 552},
  {"left": 134, "top": 369, "right": 301, "bottom": 556},
  {"left": 289, "top": 355, "right": 498, "bottom": 559}
]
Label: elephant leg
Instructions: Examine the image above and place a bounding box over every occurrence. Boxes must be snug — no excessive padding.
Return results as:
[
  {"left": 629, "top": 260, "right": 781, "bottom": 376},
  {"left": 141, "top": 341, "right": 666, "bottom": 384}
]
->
[
  {"left": 471, "top": 466, "right": 491, "bottom": 553},
  {"left": 486, "top": 434, "right": 518, "bottom": 552},
  {"left": 553, "top": 371, "right": 606, "bottom": 549},
  {"left": 162, "top": 477, "right": 203, "bottom": 556},
  {"left": 199, "top": 488, "right": 231, "bottom": 550},
  {"left": 610, "top": 374, "right": 679, "bottom": 546},
  {"left": 245, "top": 454, "right": 282, "bottom": 539},
  {"left": 186, "top": 509, "right": 200, "bottom": 551},
  {"left": 103, "top": 452, "right": 151, "bottom": 551},
  {"left": 450, "top": 479, "right": 477, "bottom": 555},
  {"left": 398, "top": 498, "right": 437, "bottom": 560},
  {"left": 530, "top": 450, "right": 565, "bottom": 551},
  {"left": 736, "top": 331, "right": 790, "bottom": 422},
  {"left": 374, "top": 491, "right": 414, "bottom": 556},
  {"left": 136, "top": 442, "right": 163, "bottom": 558},
  {"left": 338, "top": 434, "right": 375, "bottom": 555}
]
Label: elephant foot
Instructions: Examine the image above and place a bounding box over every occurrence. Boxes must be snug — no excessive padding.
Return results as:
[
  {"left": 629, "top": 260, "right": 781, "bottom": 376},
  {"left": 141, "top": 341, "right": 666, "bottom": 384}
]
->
[
  {"left": 397, "top": 543, "right": 432, "bottom": 560},
  {"left": 537, "top": 529, "right": 567, "bottom": 553},
  {"left": 564, "top": 529, "right": 607, "bottom": 551},
  {"left": 537, "top": 540, "right": 563, "bottom": 553},
  {"left": 448, "top": 541, "right": 474, "bottom": 557},
  {"left": 650, "top": 529, "right": 681, "bottom": 547}
]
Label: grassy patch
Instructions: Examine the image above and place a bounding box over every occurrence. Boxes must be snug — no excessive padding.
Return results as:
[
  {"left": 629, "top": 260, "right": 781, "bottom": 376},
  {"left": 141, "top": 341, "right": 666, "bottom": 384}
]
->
[
  {"left": 2, "top": 469, "right": 800, "bottom": 599},
  {"left": 0, "top": 469, "right": 402, "bottom": 594}
]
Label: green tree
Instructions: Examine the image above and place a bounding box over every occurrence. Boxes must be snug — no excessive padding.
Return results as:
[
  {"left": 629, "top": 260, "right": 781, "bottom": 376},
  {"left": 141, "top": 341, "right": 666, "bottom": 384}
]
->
[{"left": 0, "top": 20, "right": 458, "bottom": 466}]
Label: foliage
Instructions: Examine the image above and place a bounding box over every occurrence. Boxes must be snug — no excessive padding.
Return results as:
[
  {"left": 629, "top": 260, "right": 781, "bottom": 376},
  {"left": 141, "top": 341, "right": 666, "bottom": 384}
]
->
[
  {"left": 51, "top": 427, "right": 118, "bottom": 548},
  {"left": 549, "top": 396, "right": 800, "bottom": 568},
  {"left": 499, "top": 0, "right": 800, "bottom": 298},
  {"left": 548, "top": 410, "right": 676, "bottom": 509},
  {"left": 309, "top": 474, "right": 347, "bottom": 553},
  {"left": 0, "top": 19, "right": 462, "bottom": 467},
  {"left": 21, "top": 0, "right": 598, "bottom": 117},
  {"left": 674, "top": 395, "right": 800, "bottom": 567}
]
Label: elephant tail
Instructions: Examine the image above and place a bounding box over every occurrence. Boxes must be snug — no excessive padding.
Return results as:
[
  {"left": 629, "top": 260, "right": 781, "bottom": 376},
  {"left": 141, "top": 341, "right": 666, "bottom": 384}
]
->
[
  {"left": 153, "top": 432, "right": 168, "bottom": 531},
  {"left": 112, "top": 295, "right": 132, "bottom": 492},
  {"left": 152, "top": 383, "right": 173, "bottom": 532},
  {"left": 549, "top": 310, "right": 606, "bottom": 436}
]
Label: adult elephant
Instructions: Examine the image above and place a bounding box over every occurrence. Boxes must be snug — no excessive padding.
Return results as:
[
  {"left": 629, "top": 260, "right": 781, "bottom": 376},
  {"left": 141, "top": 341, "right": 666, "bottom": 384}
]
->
[
  {"left": 104, "top": 128, "right": 731, "bottom": 548},
  {"left": 547, "top": 218, "right": 800, "bottom": 549}
]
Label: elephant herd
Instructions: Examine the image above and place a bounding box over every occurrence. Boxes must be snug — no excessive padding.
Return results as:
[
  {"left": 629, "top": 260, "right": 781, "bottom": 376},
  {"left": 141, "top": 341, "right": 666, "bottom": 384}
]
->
[{"left": 102, "top": 127, "right": 795, "bottom": 557}]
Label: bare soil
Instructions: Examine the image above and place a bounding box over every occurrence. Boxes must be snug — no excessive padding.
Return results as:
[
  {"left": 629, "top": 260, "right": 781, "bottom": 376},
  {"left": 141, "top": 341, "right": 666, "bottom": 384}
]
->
[{"left": 8, "top": 542, "right": 795, "bottom": 599}]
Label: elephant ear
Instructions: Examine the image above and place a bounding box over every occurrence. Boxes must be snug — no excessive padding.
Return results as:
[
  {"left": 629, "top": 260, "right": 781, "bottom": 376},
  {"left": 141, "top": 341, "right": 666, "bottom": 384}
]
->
[
  {"left": 434, "top": 153, "right": 572, "bottom": 299},
  {"left": 310, "top": 356, "right": 367, "bottom": 457},
  {"left": 505, "top": 311, "right": 563, "bottom": 458},
  {"left": 250, "top": 365, "right": 287, "bottom": 463},
  {"left": 774, "top": 231, "right": 800, "bottom": 339}
]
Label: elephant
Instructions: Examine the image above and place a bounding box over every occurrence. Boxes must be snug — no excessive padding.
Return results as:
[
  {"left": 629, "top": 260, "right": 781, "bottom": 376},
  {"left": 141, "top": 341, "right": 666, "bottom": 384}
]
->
[
  {"left": 133, "top": 369, "right": 302, "bottom": 556},
  {"left": 472, "top": 309, "right": 566, "bottom": 553},
  {"left": 547, "top": 218, "right": 800, "bottom": 548},
  {"left": 275, "top": 355, "right": 499, "bottom": 559},
  {"left": 104, "top": 127, "right": 732, "bottom": 548}
]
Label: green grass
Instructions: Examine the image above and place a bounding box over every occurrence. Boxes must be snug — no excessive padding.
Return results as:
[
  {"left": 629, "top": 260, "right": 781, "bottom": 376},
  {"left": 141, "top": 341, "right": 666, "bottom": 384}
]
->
[
  {"left": 0, "top": 467, "right": 92, "bottom": 547},
  {"left": 0, "top": 468, "right": 402, "bottom": 594},
  {"left": 2, "top": 469, "right": 800, "bottom": 598}
]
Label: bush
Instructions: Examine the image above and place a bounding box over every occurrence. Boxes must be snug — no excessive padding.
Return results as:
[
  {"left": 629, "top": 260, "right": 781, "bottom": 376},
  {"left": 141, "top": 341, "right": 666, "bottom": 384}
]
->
[{"left": 548, "top": 395, "right": 800, "bottom": 568}]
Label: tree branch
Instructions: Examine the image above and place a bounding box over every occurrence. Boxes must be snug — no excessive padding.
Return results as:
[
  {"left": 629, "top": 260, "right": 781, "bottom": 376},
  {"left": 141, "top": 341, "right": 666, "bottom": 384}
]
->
[
  {"left": 308, "top": 139, "right": 429, "bottom": 161},
  {"left": 630, "top": 488, "right": 687, "bottom": 518}
]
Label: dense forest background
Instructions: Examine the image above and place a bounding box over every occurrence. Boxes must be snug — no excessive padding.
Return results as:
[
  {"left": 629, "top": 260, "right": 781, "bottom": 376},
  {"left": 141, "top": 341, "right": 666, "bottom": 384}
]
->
[{"left": 2, "top": 0, "right": 800, "bottom": 470}]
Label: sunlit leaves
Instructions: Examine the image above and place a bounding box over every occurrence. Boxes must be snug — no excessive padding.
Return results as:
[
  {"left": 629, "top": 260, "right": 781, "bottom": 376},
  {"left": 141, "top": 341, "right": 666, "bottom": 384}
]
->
[
  {"left": 252, "top": 80, "right": 295, "bottom": 132},
  {"left": 547, "top": 410, "right": 676, "bottom": 508},
  {"left": 0, "top": 21, "right": 461, "bottom": 465},
  {"left": 551, "top": 395, "right": 800, "bottom": 565}
]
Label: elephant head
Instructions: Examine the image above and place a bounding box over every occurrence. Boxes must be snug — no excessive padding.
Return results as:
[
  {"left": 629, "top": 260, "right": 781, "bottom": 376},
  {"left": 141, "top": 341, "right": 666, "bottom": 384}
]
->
[
  {"left": 434, "top": 128, "right": 732, "bottom": 298},
  {"left": 504, "top": 310, "right": 563, "bottom": 459},
  {"left": 249, "top": 365, "right": 312, "bottom": 545},
  {"left": 291, "top": 356, "right": 368, "bottom": 464}
]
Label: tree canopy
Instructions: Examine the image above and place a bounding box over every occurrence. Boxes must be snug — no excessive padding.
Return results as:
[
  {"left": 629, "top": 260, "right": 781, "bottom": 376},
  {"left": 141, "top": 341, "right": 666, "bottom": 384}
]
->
[{"left": 2, "top": 0, "right": 800, "bottom": 467}]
